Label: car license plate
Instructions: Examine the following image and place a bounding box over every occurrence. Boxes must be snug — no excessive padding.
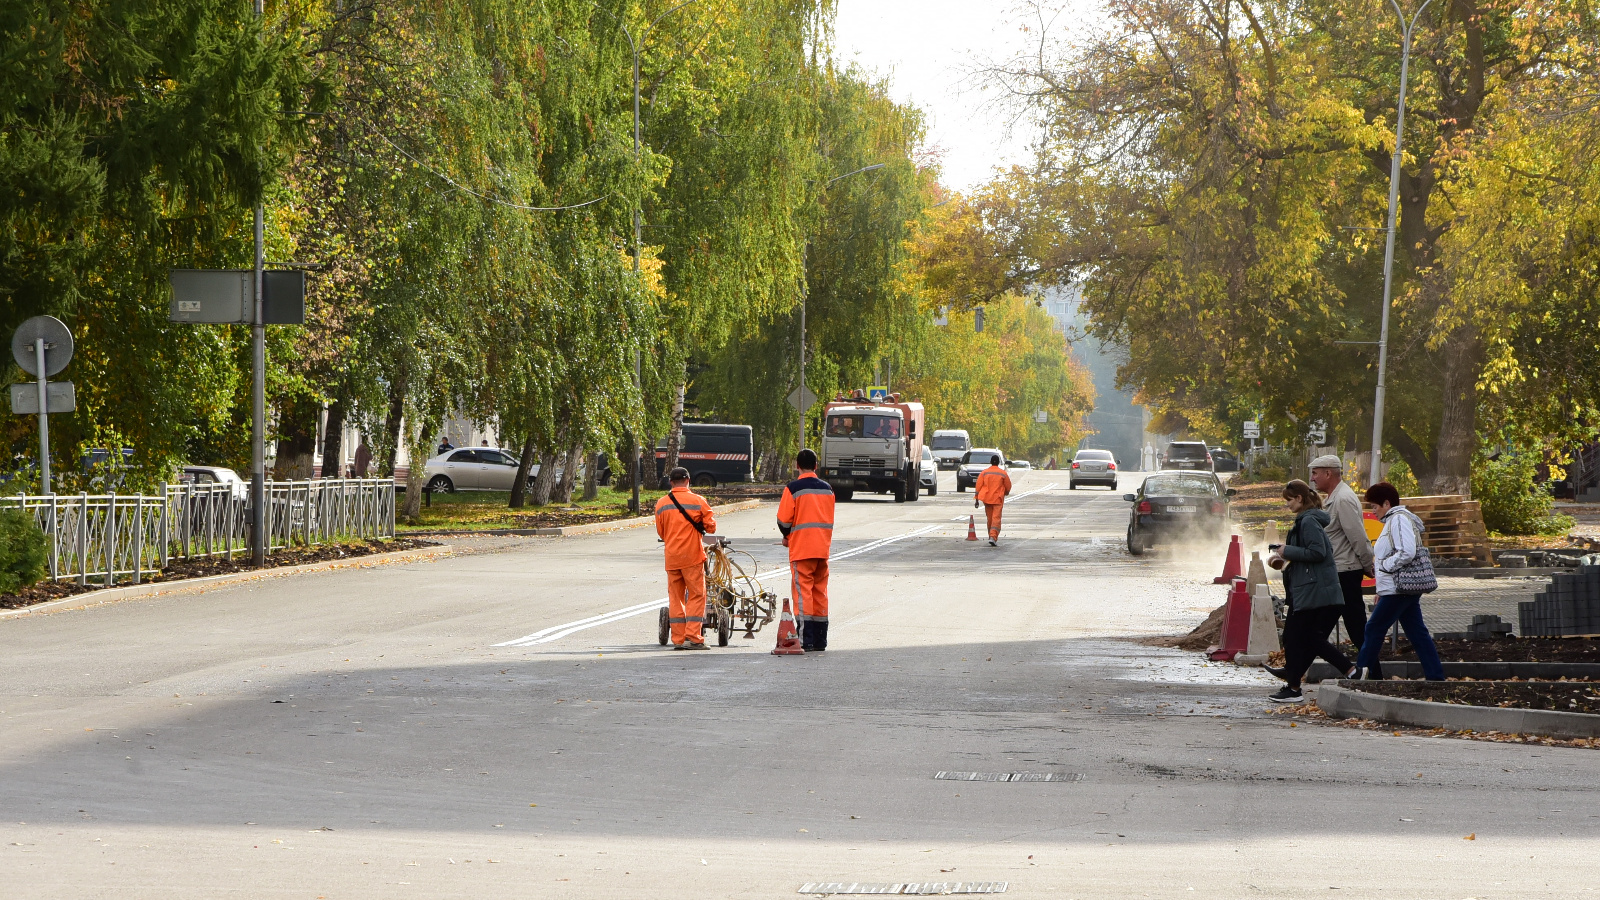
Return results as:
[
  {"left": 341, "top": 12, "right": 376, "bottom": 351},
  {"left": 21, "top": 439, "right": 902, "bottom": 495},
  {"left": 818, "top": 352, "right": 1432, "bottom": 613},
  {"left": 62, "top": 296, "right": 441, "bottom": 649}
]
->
[
  {"left": 1166, "top": 505, "right": 1196, "bottom": 513},
  {"left": 853, "top": 470, "right": 869, "bottom": 475}
]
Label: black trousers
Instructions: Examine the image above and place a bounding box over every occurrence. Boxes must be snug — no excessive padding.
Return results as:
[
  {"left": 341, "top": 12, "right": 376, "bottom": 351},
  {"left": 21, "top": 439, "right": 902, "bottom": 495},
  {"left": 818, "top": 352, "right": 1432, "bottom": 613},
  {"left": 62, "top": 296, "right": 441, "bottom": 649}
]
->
[
  {"left": 1282, "top": 605, "right": 1352, "bottom": 690},
  {"left": 1337, "top": 569, "right": 1369, "bottom": 651}
]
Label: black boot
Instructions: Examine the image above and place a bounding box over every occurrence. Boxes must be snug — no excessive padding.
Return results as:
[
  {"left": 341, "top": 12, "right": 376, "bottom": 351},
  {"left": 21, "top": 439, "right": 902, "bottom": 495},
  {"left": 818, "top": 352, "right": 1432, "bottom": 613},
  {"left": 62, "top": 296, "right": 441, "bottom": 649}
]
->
[{"left": 802, "top": 620, "right": 828, "bottom": 652}]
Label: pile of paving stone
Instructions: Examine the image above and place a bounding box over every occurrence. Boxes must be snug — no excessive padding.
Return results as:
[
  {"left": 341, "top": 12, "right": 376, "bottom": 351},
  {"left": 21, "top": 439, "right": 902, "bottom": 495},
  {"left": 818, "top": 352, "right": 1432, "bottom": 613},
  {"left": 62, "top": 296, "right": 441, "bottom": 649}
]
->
[{"left": 1520, "top": 566, "right": 1600, "bottom": 637}]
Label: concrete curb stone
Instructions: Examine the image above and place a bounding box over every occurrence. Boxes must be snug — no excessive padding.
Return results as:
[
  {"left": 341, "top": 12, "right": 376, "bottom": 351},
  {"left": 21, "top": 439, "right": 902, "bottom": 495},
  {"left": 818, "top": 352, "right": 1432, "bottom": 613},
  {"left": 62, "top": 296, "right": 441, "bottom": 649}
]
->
[
  {"left": 1315, "top": 681, "right": 1600, "bottom": 739},
  {"left": 404, "top": 498, "right": 765, "bottom": 538},
  {"left": 0, "top": 544, "right": 453, "bottom": 620},
  {"left": 1307, "top": 660, "right": 1600, "bottom": 682}
]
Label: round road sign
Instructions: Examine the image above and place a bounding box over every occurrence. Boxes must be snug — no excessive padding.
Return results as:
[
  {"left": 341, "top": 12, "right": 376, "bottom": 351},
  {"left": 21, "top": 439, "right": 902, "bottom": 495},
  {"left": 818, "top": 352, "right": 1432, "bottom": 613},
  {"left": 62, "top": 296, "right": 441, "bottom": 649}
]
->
[{"left": 12, "top": 315, "right": 74, "bottom": 377}]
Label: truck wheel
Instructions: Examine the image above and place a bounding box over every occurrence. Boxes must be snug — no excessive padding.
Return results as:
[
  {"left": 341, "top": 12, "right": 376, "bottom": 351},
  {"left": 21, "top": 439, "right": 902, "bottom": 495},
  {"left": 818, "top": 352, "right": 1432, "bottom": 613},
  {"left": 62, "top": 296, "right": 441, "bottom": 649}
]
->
[
  {"left": 893, "top": 482, "right": 906, "bottom": 502},
  {"left": 906, "top": 469, "right": 920, "bottom": 502},
  {"left": 693, "top": 473, "right": 716, "bottom": 488},
  {"left": 833, "top": 487, "right": 853, "bottom": 502}
]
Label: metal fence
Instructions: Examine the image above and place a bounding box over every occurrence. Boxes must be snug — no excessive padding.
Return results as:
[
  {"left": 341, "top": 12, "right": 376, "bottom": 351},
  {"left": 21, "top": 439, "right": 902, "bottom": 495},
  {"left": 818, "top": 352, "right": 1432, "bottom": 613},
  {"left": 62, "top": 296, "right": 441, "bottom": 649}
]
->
[{"left": 0, "top": 478, "right": 395, "bottom": 586}]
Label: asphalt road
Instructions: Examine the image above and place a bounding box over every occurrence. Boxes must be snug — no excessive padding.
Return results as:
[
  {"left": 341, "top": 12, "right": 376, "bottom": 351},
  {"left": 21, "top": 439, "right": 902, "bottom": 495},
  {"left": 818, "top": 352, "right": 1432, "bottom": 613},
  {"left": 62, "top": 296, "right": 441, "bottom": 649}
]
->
[{"left": 3, "top": 471, "right": 1598, "bottom": 899}]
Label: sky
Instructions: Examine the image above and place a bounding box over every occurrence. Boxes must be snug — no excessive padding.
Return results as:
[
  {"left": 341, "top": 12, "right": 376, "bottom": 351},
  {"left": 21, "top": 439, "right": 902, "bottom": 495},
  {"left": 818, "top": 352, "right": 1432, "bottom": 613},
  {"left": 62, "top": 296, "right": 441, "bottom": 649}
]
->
[{"left": 831, "top": 1, "right": 1077, "bottom": 192}]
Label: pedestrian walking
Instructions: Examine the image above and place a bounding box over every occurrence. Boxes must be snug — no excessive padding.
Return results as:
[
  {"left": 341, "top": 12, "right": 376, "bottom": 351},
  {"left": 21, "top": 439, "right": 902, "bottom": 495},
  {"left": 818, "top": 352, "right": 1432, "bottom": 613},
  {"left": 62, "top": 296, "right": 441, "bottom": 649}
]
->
[
  {"left": 1308, "top": 454, "right": 1375, "bottom": 650},
  {"left": 1264, "top": 480, "right": 1357, "bottom": 702},
  {"left": 1356, "top": 482, "right": 1445, "bottom": 681},
  {"left": 654, "top": 466, "right": 717, "bottom": 650},
  {"left": 974, "top": 454, "right": 1012, "bottom": 546},
  {"left": 353, "top": 440, "right": 372, "bottom": 478},
  {"left": 777, "top": 449, "right": 836, "bottom": 651}
]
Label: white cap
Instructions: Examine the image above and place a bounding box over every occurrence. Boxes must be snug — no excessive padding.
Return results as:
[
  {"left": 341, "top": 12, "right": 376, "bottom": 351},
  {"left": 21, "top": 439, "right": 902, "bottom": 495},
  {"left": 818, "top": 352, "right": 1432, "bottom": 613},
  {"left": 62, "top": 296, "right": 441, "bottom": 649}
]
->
[{"left": 1309, "top": 454, "right": 1342, "bottom": 470}]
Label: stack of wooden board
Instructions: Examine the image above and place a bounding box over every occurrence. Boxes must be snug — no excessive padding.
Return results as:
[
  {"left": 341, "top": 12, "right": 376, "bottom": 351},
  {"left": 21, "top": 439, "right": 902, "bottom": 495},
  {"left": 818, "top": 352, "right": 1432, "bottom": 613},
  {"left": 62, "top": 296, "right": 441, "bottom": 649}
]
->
[{"left": 1399, "top": 495, "right": 1493, "bottom": 565}]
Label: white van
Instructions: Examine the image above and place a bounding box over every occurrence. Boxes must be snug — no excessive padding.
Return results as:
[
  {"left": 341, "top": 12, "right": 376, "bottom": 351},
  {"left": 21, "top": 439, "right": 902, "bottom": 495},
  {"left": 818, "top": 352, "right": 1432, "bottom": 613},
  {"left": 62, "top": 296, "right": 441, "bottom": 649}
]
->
[{"left": 929, "top": 429, "right": 972, "bottom": 470}]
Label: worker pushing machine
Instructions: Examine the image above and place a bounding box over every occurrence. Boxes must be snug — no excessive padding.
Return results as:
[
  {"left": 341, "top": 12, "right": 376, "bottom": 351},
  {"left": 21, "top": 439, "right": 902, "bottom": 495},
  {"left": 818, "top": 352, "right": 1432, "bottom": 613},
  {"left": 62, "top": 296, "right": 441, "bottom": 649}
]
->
[
  {"left": 654, "top": 466, "right": 718, "bottom": 650},
  {"left": 974, "top": 453, "right": 1012, "bottom": 546},
  {"left": 777, "top": 449, "right": 836, "bottom": 651}
]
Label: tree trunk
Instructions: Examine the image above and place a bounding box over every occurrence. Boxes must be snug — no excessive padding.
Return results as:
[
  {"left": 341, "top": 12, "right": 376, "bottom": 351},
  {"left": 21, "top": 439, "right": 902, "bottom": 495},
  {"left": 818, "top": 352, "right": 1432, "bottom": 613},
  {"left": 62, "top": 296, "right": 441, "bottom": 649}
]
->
[
  {"left": 509, "top": 433, "right": 537, "bottom": 508},
  {"left": 320, "top": 398, "right": 347, "bottom": 478},
  {"left": 1388, "top": 426, "right": 1436, "bottom": 489},
  {"left": 611, "top": 439, "right": 635, "bottom": 493},
  {"left": 274, "top": 396, "right": 319, "bottom": 480},
  {"left": 401, "top": 415, "right": 433, "bottom": 522},
  {"left": 581, "top": 450, "right": 600, "bottom": 501},
  {"left": 1432, "top": 325, "right": 1480, "bottom": 497},
  {"left": 663, "top": 382, "right": 687, "bottom": 477},
  {"left": 555, "top": 442, "right": 583, "bottom": 504},
  {"left": 529, "top": 449, "right": 559, "bottom": 505},
  {"left": 380, "top": 376, "right": 407, "bottom": 477}
]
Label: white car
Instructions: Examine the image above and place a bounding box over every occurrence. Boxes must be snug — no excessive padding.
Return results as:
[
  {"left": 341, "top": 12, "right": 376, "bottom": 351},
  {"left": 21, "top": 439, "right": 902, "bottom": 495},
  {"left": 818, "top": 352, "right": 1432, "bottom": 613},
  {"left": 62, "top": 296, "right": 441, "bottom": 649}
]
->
[
  {"left": 423, "top": 447, "right": 522, "bottom": 492},
  {"left": 1068, "top": 449, "right": 1118, "bottom": 489},
  {"left": 919, "top": 445, "right": 939, "bottom": 496},
  {"left": 180, "top": 465, "right": 249, "bottom": 501}
]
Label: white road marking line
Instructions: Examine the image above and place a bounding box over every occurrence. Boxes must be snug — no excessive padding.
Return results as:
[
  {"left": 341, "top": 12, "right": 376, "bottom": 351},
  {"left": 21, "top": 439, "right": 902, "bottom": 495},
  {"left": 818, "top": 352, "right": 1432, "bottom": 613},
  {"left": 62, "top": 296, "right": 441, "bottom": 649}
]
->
[{"left": 495, "top": 523, "right": 943, "bottom": 647}]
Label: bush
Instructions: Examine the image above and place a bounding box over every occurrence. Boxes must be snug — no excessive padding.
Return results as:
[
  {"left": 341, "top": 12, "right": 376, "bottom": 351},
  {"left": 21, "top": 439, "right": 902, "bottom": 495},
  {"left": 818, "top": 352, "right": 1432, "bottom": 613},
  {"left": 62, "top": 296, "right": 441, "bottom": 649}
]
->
[
  {"left": 0, "top": 508, "right": 49, "bottom": 594},
  {"left": 1473, "top": 454, "right": 1572, "bottom": 535}
]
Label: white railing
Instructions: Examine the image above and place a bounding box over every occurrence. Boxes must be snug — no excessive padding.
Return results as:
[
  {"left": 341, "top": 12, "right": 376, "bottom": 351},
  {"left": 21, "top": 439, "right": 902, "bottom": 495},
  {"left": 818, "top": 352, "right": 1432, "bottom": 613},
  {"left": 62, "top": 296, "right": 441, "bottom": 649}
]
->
[{"left": 0, "top": 478, "right": 396, "bottom": 586}]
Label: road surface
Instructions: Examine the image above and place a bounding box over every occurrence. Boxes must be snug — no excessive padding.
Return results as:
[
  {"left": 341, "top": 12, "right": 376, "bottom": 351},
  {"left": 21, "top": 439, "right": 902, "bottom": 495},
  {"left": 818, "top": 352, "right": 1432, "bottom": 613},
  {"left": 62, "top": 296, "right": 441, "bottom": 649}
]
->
[{"left": 3, "top": 472, "right": 1596, "bottom": 898}]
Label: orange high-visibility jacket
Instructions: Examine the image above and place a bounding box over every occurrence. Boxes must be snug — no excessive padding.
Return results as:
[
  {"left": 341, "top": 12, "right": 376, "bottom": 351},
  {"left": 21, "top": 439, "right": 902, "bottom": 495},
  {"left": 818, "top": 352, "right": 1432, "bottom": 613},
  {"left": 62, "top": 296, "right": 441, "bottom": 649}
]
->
[
  {"left": 975, "top": 465, "right": 1012, "bottom": 505},
  {"left": 777, "top": 474, "right": 836, "bottom": 561},
  {"left": 655, "top": 488, "right": 716, "bottom": 569}
]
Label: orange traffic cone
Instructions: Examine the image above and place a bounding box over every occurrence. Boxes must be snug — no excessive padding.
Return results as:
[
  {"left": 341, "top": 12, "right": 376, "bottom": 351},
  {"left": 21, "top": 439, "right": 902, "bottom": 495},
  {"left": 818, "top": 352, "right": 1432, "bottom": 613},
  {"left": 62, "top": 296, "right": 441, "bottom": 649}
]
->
[
  {"left": 1212, "top": 534, "right": 1243, "bottom": 584},
  {"left": 966, "top": 515, "right": 979, "bottom": 541},
  {"left": 1207, "top": 577, "right": 1252, "bottom": 661},
  {"left": 772, "top": 598, "right": 805, "bottom": 656}
]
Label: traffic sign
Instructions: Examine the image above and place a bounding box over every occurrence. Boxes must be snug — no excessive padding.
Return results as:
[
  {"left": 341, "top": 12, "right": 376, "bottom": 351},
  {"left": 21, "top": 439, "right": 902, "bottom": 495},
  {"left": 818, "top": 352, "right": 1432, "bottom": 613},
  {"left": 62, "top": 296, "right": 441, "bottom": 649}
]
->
[
  {"left": 11, "top": 316, "right": 73, "bottom": 377},
  {"left": 10, "top": 381, "right": 75, "bottom": 415},
  {"left": 868, "top": 386, "right": 888, "bottom": 401},
  {"left": 1033, "top": 409, "right": 1048, "bottom": 423},
  {"left": 787, "top": 385, "right": 817, "bottom": 412},
  {"left": 169, "top": 269, "right": 307, "bottom": 324},
  {"left": 1307, "top": 420, "right": 1328, "bottom": 445},
  {"left": 1243, "top": 420, "right": 1260, "bottom": 439}
]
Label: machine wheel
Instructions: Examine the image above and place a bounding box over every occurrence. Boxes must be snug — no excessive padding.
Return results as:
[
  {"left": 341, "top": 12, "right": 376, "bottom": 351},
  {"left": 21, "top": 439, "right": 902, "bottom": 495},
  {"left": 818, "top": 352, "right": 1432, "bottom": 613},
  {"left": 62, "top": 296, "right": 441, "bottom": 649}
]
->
[
  {"left": 1126, "top": 526, "right": 1145, "bottom": 556},
  {"left": 928, "top": 480, "right": 938, "bottom": 496},
  {"left": 692, "top": 473, "right": 717, "bottom": 488},
  {"left": 956, "top": 482, "right": 966, "bottom": 493},
  {"left": 658, "top": 606, "right": 671, "bottom": 645},
  {"left": 1069, "top": 482, "right": 1077, "bottom": 490},
  {"left": 717, "top": 607, "right": 733, "bottom": 646},
  {"left": 906, "top": 470, "right": 920, "bottom": 502},
  {"left": 834, "top": 487, "right": 853, "bottom": 502},
  {"left": 426, "top": 475, "right": 455, "bottom": 494},
  {"left": 893, "top": 479, "right": 907, "bottom": 502}
]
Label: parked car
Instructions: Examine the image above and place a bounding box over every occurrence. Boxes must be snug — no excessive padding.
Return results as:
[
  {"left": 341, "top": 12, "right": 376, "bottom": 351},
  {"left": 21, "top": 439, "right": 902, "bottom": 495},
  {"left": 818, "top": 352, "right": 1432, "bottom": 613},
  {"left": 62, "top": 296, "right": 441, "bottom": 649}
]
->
[
  {"left": 1068, "top": 449, "right": 1118, "bottom": 489},
  {"left": 1209, "top": 447, "right": 1240, "bottom": 473},
  {"left": 1123, "top": 472, "right": 1235, "bottom": 555},
  {"left": 655, "top": 423, "right": 754, "bottom": 487},
  {"left": 1161, "top": 441, "right": 1214, "bottom": 471},
  {"left": 1009, "top": 459, "right": 1032, "bottom": 470},
  {"left": 179, "top": 465, "right": 250, "bottom": 501},
  {"left": 918, "top": 445, "right": 939, "bottom": 496},
  {"left": 424, "top": 447, "right": 521, "bottom": 493},
  {"left": 955, "top": 448, "right": 1004, "bottom": 492},
  {"left": 930, "top": 429, "right": 973, "bottom": 470}
]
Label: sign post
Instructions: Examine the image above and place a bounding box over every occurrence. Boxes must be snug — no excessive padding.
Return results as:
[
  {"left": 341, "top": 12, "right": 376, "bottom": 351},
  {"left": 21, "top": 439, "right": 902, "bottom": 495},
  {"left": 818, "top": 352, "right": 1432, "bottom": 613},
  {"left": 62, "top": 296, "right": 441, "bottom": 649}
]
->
[{"left": 11, "top": 316, "right": 75, "bottom": 494}]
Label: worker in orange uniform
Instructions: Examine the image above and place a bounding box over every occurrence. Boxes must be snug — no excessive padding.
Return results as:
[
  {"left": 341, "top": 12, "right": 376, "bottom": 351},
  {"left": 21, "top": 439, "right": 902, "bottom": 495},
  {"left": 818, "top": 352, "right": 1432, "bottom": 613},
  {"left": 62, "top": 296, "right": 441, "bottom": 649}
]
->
[
  {"left": 777, "top": 449, "right": 836, "bottom": 651},
  {"left": 974, "top": 453, "right": 1012, "bottom": 546},
  {"left": 654, "top": 466, "right": 717, "bottom": 650}
]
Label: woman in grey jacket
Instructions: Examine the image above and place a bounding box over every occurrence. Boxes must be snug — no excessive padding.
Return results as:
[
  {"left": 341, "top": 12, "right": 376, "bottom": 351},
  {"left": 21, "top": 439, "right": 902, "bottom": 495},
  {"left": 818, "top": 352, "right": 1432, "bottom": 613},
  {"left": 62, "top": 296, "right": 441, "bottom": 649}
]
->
[
  {"left": 1355, "top": 482, "right": 1445, "bottom": 680},
  {"left": 1264, "top": 480, "right": 1357, "bottom": 702}
]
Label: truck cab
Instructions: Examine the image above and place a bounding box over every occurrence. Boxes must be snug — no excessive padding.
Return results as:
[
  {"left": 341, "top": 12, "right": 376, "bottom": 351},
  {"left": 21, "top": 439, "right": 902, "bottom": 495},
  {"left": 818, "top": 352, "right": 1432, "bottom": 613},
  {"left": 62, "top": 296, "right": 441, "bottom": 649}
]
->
[{"left": 818, "top": 394, "right": 925, "bottom": 502}]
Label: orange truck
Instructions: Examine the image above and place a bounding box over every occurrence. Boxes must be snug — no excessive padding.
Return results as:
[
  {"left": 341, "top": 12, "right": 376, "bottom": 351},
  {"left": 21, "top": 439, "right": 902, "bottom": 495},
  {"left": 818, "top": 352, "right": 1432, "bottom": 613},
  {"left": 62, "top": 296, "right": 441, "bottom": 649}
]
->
[{"left": 817, "top": 393, "right": 926, "bottom": 503}]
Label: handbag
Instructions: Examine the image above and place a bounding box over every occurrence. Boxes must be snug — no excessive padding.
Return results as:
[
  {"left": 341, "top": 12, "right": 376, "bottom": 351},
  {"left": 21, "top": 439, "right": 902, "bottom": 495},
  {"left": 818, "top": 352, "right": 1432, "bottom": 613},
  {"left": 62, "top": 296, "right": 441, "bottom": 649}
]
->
[{"left": 1389, "top": 518, "right": 1437, "bottom": 594}]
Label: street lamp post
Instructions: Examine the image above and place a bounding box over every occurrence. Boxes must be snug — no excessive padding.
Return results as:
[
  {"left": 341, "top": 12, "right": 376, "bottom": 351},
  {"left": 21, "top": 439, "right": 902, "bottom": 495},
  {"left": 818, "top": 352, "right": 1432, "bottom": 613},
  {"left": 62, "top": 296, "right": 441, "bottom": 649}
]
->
[
  {"left": 251, "top": 0, "right": 267, "bottom": 565},
  {"left": 619, "top": 0, "right": 703, "bottom": 512},
  {"left": 1369, "top": 0, "right": 1434, "bottom": 485},
  {"left": 797, "top": 163, "right": 886, "bottom": 453}
]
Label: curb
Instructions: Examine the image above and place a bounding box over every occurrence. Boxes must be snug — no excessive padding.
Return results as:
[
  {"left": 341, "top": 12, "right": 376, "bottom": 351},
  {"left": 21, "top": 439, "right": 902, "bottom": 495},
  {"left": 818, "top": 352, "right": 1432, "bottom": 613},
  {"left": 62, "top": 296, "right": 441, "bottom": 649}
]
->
[
  {"left": 1315, "top": 681, "right": 1600, "bottom": 739},
  {"left": 0, "top": 544, "right": 453, "bottom": 620},
  {"left": 1307, "top": 660, "right": 1600, "bottom": 683},
  {"left": 404, "top": 498, "right": 765, "bottom": 538}
]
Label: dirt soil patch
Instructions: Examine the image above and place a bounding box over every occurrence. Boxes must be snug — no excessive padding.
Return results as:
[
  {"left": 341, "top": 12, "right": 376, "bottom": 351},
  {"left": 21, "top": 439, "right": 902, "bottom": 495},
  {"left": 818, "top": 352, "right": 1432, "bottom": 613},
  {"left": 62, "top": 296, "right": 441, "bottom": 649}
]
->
[
  {"left": 1387, "top": 637, "right": 1600, "bottom": 664},
  {"left": 1225, "top": 481, "right": 1288, "bottom": 531},
  {"left": 0, "top": 538, "right": 436, "bottom": 611},
  {"left": 1347, "top": 680, "right": 1600, "bottom": 715}
]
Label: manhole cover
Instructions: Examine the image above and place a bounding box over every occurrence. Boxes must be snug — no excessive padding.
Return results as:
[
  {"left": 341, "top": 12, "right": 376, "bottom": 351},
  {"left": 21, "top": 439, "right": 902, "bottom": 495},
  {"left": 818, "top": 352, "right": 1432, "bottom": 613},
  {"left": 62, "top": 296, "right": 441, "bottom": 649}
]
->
[
  {"left": 798, "top": 883, "right": 1007, "bottom": 895},
  {"left": 933, "top": 771, "right": 1083, "bottom": 782}
]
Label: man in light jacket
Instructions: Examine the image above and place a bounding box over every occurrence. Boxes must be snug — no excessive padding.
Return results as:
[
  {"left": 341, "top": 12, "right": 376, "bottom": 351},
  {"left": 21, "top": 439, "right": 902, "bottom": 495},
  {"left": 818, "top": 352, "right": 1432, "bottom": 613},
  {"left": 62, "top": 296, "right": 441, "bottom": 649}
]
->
[{"left": 1309, "top": 455, "right": 1374, "bottom": 650}]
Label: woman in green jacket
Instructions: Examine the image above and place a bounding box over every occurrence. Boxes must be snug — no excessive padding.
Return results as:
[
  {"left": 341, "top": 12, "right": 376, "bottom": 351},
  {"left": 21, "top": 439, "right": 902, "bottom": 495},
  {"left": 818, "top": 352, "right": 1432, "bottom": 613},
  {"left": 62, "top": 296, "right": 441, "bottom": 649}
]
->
[{"left": 1264, "top": 480, "right": 1357, "bottom": 702}]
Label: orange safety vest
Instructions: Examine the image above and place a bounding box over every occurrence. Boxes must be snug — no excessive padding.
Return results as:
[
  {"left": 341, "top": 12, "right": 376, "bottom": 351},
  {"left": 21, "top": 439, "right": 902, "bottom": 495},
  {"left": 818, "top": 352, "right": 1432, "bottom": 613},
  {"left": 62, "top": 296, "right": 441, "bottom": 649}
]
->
[
  {"left": 654, "top": 488, "right": 716, "bottom": 569},
  {"left": 777, "top": 474, "right": 836, "bottom": 561},
  {"left": 975, "top": 465, "right": 1012, "bottom": 505}
]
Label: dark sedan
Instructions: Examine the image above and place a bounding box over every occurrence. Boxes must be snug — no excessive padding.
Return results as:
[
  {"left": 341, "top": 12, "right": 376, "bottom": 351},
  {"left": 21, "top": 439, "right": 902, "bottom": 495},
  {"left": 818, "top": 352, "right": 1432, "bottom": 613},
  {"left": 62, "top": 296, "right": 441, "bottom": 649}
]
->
[{"left": 1124, "top": 472, "right": 1235, "bottom": 555}]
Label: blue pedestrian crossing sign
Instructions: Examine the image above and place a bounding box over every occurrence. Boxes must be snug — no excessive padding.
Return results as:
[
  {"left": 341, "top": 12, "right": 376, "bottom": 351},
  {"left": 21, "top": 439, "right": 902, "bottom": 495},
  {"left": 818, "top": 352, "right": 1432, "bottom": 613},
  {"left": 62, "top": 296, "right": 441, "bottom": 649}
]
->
[{"left": 867, "top": 386, "right": 888, "bottom": 401}]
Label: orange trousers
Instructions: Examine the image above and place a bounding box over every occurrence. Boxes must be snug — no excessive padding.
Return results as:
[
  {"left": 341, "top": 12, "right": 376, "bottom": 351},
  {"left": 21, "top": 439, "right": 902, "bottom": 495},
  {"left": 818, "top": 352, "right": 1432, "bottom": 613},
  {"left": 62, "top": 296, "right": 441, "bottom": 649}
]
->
[
  {"left": 666, "top": 564, "right": 707, "bottom": 645},
  {"left": 984, "top": 502, "right": 1004, "bottom": 541},
  {"left": 790, "top": 557, "right": 830, "bottom": 622}
]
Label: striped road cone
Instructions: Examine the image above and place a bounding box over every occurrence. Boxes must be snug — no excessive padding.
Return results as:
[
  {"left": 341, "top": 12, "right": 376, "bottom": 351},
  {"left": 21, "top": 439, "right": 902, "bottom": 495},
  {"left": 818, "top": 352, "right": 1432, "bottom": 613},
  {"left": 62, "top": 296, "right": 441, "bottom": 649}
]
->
[
  {"left": 966, "top": 515, "right": 979, "bottom": 541},
  {"left": 772, "top": 598, "right": 805, "bottom": 656}
]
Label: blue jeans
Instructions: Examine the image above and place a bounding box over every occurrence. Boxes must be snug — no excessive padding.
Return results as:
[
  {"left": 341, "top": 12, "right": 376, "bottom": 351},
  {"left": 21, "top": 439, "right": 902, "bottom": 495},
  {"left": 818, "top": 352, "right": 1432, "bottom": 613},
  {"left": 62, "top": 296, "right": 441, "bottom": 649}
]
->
[{"left": 1356, "top": 594, "right": 1445, "bottom": 680}]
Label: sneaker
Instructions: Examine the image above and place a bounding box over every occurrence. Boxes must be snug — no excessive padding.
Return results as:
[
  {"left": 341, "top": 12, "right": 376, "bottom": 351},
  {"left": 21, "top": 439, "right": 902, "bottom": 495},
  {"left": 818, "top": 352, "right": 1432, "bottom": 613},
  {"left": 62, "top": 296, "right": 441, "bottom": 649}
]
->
[
  {"left": 1345, "top": 666, "right": 1359, "bottom": 679},
  {"left": 988, "top": 540, "right": 997, "bottom": 546},
  {"left": 682, "top": 641, "right": 708, "bottom": 650},
  {"left": 671, "top": 644, "right": 687, "bottom": 651},
  {"left": 1268, "top": 687, "right": 1303, "bottom": 703},
  {"left": 1262, "top": 664, "right": 1288, "bottom": 682}
]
